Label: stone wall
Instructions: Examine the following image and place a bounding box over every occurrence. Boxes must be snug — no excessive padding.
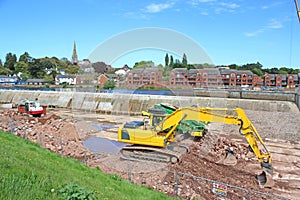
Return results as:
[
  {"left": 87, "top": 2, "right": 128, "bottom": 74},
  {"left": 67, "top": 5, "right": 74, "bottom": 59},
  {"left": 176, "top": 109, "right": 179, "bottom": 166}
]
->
[{"left": 0, "top": 89, "right": 299, "bottom": 113}]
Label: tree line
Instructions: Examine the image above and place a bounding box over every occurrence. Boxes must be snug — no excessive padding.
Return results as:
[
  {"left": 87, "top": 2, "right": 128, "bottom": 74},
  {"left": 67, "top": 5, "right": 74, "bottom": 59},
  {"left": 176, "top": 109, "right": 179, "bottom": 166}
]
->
[
  {"left": 0, "top": 52, "right": 80, "bottom": 84},
  {"left": 163, "top": 54, "right": 299, "bottom": 77},
  {"left": 1, "top": 51, "right": 298, "bottom": 84}
]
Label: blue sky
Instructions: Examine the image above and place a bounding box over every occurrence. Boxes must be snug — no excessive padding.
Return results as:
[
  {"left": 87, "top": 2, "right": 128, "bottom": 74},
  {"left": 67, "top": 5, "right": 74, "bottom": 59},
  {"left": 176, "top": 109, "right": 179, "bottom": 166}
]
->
[{"left": 0, "top": 0, "right": 299, "bottom": 69}]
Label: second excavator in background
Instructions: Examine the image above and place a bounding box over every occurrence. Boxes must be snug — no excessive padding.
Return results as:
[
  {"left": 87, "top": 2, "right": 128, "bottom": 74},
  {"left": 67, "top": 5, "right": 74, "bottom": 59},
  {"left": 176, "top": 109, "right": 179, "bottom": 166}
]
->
[{"left": 118, "top": 105, "right": 274, "bottom": 188}]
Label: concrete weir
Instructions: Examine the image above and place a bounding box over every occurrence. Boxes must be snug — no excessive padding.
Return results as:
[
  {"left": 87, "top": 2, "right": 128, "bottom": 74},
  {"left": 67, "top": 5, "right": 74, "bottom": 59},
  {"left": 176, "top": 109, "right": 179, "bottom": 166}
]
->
[{"left": 0, "top": 89, "right": 299, "bottom": 113}]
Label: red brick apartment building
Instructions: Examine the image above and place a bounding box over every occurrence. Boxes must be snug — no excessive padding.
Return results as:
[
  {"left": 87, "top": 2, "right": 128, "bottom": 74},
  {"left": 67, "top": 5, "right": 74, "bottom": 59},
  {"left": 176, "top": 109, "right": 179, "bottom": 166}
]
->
[
  {"left": 169, "top": 68, "right": 224, "bottom": 88},
  {"left": 219, "top": 69, "right": 263, "bottom": 89},
  {"left": 125, "top": 67, "right": 162, "bottom": 88},
  {"left": 123, "top": 67, "right": 299, "bottom": 89},
  {"left": 169, "top": 68, "right": 261, "bottom": 89},
  {"left": 264, "top": 73, "right": 299, "bottom": 88}
]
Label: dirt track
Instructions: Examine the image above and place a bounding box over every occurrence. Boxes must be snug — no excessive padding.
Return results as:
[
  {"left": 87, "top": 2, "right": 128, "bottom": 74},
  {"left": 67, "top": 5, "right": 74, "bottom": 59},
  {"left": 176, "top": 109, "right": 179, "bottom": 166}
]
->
[{"left": 1, "top": 107, "right": 300, "bottom": 199}]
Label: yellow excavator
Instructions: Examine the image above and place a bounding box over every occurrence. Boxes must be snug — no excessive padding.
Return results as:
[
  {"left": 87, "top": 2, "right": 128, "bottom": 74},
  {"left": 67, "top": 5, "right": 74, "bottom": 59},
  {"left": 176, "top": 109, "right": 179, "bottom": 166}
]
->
[{"left": 118, "top": 106, "right": 274, "bottom": 188}]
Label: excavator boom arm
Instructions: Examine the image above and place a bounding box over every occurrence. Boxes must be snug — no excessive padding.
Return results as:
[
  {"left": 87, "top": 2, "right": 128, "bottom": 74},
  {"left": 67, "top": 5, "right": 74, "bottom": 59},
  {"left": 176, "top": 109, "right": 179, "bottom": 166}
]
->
[{"left": 155, "top": 107, "right": 271, "bottom": 164}]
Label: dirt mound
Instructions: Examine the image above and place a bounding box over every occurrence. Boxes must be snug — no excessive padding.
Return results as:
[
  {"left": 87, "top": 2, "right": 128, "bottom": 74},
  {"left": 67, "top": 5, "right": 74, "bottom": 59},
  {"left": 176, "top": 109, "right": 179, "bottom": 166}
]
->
[{"left": 0, "top": 110, "right": 89, "bottom": 159}]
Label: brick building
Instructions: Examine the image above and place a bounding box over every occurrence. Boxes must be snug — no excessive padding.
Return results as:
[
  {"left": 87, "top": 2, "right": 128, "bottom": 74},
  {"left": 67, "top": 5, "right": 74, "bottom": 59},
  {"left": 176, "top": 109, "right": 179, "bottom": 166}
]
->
[
  {"left": 264, "top": 73, "right": 299, "bottom": 88},
  {"left": 123, "top": 67, "right": 299, "bottom": 90},
  {"left": 169, "top": 68, "right": 189, "bottom": 87},
  {"left": 219, "top": 69, "right": 263, "bottom": 88},
  {"left": 125, "top": 67, "right": 162, "bottom": 88}
]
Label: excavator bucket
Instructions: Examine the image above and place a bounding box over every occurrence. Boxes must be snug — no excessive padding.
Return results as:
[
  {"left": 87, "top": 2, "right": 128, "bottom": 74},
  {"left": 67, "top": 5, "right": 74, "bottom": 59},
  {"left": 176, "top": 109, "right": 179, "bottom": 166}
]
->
[
  {"left": 216, "top": 149, "right": 237, "bottom": 166},
  {"left": 257, "top": 164, "right": 274, "bottom": 188}
]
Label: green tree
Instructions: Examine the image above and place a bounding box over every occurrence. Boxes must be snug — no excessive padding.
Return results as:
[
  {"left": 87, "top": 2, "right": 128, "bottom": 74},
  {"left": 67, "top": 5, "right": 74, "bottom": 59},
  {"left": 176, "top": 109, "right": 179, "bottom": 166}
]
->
[
  {"left": 251, "top": 68, "right": 264, "bottom": 77},
  {"left": 157, "top": 64, "right": 164, "bottom": 72},
  {"left": 103, "top": 79, "right": 116, "bottom": 89},
  {"left": 65, "top": 65, "right": 80, "bottom": 74},
  {"left": 165, "top": 53, "right": 169, "bottom": 66},
  {"left": 19, "top": 52, "right": 32, "bottom": 63},
  {"left": 182, "top": 53, "right": 188, "bottom": 66},
  {"left": 0, "top": 66, "right": 11, "bottom": 75},
  {"left": 28, "top": 59, "right": 46, "bottom": 78},
  {"left": 228, "top": 64, "right": 239, "bottom": 69},
  {"left": 242, "top": 62, "right": 263, "bottom": 70},
  {"left": 172, "top": 59, "right": 185, "bottom": 69},
  {"left": 19, "top": 72, "right": 31, "bottom": 81},
  {"left": 0, "top": 59, "right": 2, "bottom": 68},
  {"left": 133, "top": 61, "right": 154, "bottom": 68},
  {"left": 270, "top": 67, "right": 279, "bottom": 74},
  {"left": 4, "top": 53, "right": 17, "bottom": 72},
  {"left": 14, "top": 61, "right": 29, "bottom": 74},
  {"left": 170, "top": 55, "right": 174, "bottom": 67},
  {"left": 279, "top": 69, "right": 288, "bottom": 74}
]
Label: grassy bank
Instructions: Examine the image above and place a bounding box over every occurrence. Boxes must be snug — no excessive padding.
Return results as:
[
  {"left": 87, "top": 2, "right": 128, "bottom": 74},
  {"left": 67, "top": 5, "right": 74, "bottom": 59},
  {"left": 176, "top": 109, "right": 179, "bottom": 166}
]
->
[{"left": 0, "top": 130, "right": 171, "bottom": 200}]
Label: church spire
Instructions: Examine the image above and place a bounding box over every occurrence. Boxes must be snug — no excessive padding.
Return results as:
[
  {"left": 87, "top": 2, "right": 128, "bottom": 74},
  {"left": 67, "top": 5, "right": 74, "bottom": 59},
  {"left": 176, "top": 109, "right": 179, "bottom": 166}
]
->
[{"left": 72, "top": 41, "right": 78, "bottom": 65}]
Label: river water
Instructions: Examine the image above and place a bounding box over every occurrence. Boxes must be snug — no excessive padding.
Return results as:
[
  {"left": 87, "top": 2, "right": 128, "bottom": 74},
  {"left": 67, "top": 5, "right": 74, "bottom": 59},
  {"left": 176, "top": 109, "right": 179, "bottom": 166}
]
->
[{"left": 0, "top": 87, "right": 194, "bottom": 96}]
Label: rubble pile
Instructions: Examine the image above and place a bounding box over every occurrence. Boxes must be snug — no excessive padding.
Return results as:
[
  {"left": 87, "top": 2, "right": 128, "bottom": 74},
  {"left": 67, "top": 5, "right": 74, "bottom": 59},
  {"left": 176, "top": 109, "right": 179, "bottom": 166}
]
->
[
  {"left": 0, "top": 110, "right": 90, "bottom": 159},
  {"left": 136, "top": 138, "right": 261, "bottom": 199},
  {"left": 212, "top": 137, "right": 255, "bottom": 161}
]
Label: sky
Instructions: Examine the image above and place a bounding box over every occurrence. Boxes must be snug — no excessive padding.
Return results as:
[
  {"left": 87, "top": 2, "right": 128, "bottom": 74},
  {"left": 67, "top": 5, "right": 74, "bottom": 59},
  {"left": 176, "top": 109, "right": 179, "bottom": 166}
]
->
[{"left": 0, "top": 0, "right": 299, "bottom": 69}]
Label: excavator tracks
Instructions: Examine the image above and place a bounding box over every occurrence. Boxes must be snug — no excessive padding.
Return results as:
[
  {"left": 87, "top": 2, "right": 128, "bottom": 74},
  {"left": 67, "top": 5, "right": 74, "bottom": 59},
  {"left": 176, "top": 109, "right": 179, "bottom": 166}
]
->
[{"left": 120, "top": 144, "right": 189, "bottom": 164}]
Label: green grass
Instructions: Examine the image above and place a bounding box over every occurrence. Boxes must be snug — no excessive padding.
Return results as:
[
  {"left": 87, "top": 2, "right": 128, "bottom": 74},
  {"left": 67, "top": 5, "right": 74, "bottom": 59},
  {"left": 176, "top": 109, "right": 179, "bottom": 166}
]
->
[{"left": 0, "top": 130, "right": 171, "bottom": 200}]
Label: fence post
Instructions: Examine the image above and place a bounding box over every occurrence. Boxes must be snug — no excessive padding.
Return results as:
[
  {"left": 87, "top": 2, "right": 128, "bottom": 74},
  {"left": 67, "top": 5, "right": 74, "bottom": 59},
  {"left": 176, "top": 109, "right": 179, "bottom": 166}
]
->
[
  {"left": 59, "top": 138, "right": 64, "bottom": 156},
  {"left": 39, "top": 132, "right": 43, "bottom": 147},
  {"left": 83, "top": 150, "right": 87, "bottom": 165},
  {"left": 128, "top": 161, "right": 131, "bottom": 182},
  {"left": 174, "top": 171, "right": 178, "bottom": 198},
  {"left": 246, "top": 190, "right": 251, "bottom": 200},
  {"left": 9, "top": 118, "right": 14, "bottom": 134}
]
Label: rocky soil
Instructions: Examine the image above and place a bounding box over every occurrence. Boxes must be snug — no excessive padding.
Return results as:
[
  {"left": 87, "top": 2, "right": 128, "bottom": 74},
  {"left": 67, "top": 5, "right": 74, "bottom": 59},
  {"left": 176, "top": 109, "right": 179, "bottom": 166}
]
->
[{"left": 1, "top": 108, "right": 300, "bottom": 200}]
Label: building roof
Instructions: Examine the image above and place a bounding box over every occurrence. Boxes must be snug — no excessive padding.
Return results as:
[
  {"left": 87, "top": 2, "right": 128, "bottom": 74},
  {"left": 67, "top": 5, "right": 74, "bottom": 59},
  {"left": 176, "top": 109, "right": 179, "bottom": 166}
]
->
[
  {"left": 26, "top": 79, "right": 44, "bottom": 83},
  {"left": 57, "top": 75, "right": 76, "bottom": 79},
  {"left": 203, "top": 68, "right": 220, "bottom": 75},
  {"left": 281, "top": 74, "right": 287, "bottom": 79},
  {"left": 218, "top": 69, "right": 237, "bottom": 75},
  {"left": 236, "top": 70, "right": 252, "bottom": 75},
  {"left": 187, "top": 69, "right": 200, "bottom": 75},
  {"left": 171, "top": 68, "right": 188, "bottom": 74},
  {"left": 129, "top": 67, "right": 160, "bottom": 75}
]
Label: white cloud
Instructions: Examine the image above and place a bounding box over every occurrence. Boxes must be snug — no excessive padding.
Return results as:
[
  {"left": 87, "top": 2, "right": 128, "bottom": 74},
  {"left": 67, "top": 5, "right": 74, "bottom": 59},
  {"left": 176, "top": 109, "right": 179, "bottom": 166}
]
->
[
  {"left": 145, "top": 2, "right": 174, "bottom": 13},
  {"left": 219, "top": 2, "right": 240, "bottom": 9},
  {"left": 189, "top": 0, "right": 215, "bottom": 6},
  {"left": 244, "top": 29, "right": 264, "bottom": 37},
  {"left": 244, "top": 19, "right": 283, "bottom": 37},
  {"left": 267, "top": 19, "right": 283, "bottom": 29},
  {"left": 261, "top": 1, "right": 284, "bottom": 10},
  {"left": 190, "top": 0, "right": 240, "bottom": 14}
]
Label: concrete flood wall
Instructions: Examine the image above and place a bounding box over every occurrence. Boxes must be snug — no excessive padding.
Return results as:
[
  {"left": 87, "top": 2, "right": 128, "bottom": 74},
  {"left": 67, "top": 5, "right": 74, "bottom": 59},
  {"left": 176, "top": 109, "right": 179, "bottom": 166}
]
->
[
  {"left": 193, "top": 89, "right": 296, "bottom": 101},
  {"left": 0, "top": 89, "right": 299, "bottom": 113}
]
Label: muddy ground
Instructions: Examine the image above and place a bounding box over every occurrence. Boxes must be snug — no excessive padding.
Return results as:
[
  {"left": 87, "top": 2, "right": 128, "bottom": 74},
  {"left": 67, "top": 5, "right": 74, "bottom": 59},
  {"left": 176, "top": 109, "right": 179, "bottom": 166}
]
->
[{"left": 0, "top": 107, "right": 300, "bottom": 200}]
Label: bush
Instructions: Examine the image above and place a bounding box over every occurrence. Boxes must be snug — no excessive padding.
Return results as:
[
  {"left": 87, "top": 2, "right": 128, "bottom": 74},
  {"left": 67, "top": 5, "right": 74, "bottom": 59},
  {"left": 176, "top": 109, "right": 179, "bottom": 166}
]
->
[{"left": 58, "top": 184, "right": 97, "bottom": 200}]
